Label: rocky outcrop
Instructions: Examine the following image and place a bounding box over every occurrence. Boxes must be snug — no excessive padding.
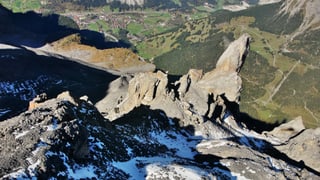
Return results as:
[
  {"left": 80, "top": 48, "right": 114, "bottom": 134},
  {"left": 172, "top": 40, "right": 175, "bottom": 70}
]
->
[
  {"left": 96, "top": 34, "right": 250, "bottom": 124},
  {"left": 275, "top": 127, "right": 320, "bottom": 173},
  {"left": 264, "top": 117, "right": 320, "bottom": 173},
  {"left": 28, "top": 93, "right": 47, "bottom": 110},
  {"left": 264, "top": 116, "right": 305, "bottom": 143},
  {"left": 0, "top": 92, "right": 92, "bottom": 178}
]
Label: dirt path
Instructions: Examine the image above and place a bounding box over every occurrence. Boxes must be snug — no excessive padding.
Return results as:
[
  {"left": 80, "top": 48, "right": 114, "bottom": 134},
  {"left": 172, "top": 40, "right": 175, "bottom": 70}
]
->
[
  {"left": 265, "top": 60, "right": 300, "bottom": 104},
  {"left": 304, "top": 101, "right": 320, "bottom": 122}
]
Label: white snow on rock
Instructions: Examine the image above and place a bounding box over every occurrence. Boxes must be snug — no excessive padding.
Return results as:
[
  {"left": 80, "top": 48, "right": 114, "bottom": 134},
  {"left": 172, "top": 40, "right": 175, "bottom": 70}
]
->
[
  {"left": 45, "top": 118, "right": 59, "bottom": 131},
  {"left": 146, "top": 163, "right": 212, "bottom": 180},
  {"left": 0, "top": 109, "right": 11, "bottom": 117},
  {"left": 149, "top": 131, "right": 197, "bottom": 159},
  {"left": 14, "top": 130, "right": 30, "bottom": 139},
  {"left": 0, "top": 75, "right": 54, "bottom": 101},
  {"left": 46, "top": 151, "right": 98, "bottom": 179}
]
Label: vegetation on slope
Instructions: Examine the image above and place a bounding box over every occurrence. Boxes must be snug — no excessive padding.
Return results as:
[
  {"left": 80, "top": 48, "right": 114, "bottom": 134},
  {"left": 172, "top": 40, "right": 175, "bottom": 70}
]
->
[{"left": 51, "top": 34, "right": 147, "bottom": 70}]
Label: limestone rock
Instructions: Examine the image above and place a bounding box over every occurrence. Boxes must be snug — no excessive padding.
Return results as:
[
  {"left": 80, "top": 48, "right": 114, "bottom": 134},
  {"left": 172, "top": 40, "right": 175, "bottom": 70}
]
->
[
  {"left": 28, "top": 93, "right": 48, "bottom": 110},
  {"left": 215, "top": 33, "right": 250, "bottom": 73},
  {"left": 264, "top": 116, "right": 305, "bottom": 143},
  {"left": 199, "top": 33, "right": 250, "bottom": 103},
  {"left": 97, "top": 34, "right": 251, "bottom": 122},
  {"left": 96, "top": 71, "right": 169, "bottom": 120},
  {"left": 273, "top": 127, "right": 320, "bottom": 172},
  {"left": 176, "top": 69, "right": 208, "bottom": 116},
  {"left": 56, "top": 91, "right": 77, "bottom": 105},
  {"left": 262, "top": 116, "right": 320, "bottom": 173}
]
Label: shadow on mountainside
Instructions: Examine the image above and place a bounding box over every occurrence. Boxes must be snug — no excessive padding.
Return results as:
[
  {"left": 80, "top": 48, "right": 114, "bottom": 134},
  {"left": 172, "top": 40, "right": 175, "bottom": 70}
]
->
[
  {"left": 0, "top": 4, "right": 132, "bottom": 49},
  {"left": 211, "top": 94, "right": 283, "bottom": 133},
  {"left": 237, "top": 112, "right": 284, "bottom": 133},
  {"left": 0, "top": 48, "right": 118, "bottom": 121}
]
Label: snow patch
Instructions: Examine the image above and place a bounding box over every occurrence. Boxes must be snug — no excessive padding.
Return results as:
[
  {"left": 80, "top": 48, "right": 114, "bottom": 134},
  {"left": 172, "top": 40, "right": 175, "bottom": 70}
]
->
[
  {"left": 0, "top": 76, "right": 61, "bottom": 102},
  {"left": 149, "top": 131, "right": 196, "bottom": 159},
  {"left": 146, "top": 163, "right": 211, "bottom": 180},
  {"left": 133, "top": 134, "right": 146, "bottom": 143},
  {"left": 0, "top": 109, "right": 11, "bottom": 117},
  {"left": 112, "top": 156, "right": 174, "bottom": 180},
  {"left": 267, "top": 157, "right": 282, "bottom": 172},
  {"left": 27, "top": 159, "right": 41, "bottom": 177},
  {"left": 224, "top": 116, "right": 267, "bottom": 149},
  {"left": 14, "top": 130, "right": 29, "bottom": 139},
  {"left": 197, "top": 140, "right": 229, "bottom": 149},
  {"left": 45, "top": 118, "right": 58, "bottom": 131},
  {"left": 0, "top": 54, "right": 15, "bottom": 60},
  {"left": 2, "top": 169, "right": 30, "bottom": 179},
  {"left": 46, "top": 151, "right": 98, "bottom": 179},
  {"left": 212, "top": 167, "right": 249, "bottom": 180},
  {"left": 89, "top": 136, "right": 105, "bottom": 151},
  {"left": 126, "top": 146, "right": 134, "bottom": 157}
]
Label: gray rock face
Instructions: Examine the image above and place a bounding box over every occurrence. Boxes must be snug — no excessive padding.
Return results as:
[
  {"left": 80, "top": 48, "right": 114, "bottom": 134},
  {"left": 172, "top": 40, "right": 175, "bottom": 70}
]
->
[
  {"left": 215, "top": 33, "right": 250, "bottom": 73},
  {"left": 265, "top": 116, "right": 320, "bottom": 173},
  {"left": 0, "top": 92, "right": 100, "bottom": 177},
  {"left": 276, "top": 127, "right": 320, "bottom": 172},
  {"left": 264, "top": 116, "right": 306, "bottom": 143}
]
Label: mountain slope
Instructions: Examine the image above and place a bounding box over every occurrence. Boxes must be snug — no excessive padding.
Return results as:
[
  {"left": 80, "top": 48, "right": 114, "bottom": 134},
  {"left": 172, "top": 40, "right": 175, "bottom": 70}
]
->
[
  {"left": 1, "top": 35, "right": 319, "bottom": 178},
  {"left": 279, "top": 0, "right": 320, "bottom": 36}
]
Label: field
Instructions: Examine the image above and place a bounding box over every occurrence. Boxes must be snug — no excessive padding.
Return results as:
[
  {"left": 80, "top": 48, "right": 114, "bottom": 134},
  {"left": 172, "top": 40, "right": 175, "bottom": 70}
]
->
[{"left": 0, "top": 0, "right": 41, "bottom": 12}]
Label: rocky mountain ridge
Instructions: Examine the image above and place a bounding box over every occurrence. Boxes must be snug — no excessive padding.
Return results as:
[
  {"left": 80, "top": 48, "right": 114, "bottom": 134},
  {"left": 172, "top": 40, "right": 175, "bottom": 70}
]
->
[
  {"left": 41, "top": 34, "right": 155, "bottom": 75},
  {"left": 1, "top": 34, "right": 319, "bottom": 179},
  {"left": 278, "top": 0, "right": 320, "bottom": 40}
]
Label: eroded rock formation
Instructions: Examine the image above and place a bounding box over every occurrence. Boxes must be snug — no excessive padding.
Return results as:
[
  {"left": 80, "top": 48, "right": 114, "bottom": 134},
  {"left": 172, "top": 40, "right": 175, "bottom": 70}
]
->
[{"left": 96, "top": 34, "right": 250, "bottom": 125}]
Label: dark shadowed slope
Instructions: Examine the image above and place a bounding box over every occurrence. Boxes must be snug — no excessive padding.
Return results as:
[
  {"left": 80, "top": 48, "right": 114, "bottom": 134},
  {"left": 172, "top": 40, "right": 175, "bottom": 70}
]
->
[{"left": 0, "top": 47, "right": 117, "bottom": 121}]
